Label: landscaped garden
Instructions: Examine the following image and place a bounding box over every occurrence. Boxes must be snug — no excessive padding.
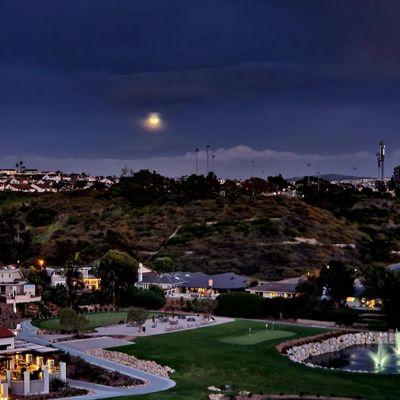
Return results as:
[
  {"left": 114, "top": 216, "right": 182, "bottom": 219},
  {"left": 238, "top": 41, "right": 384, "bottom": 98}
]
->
[{"left": 110, "top": 320, "right": 400, "bottom": 400}]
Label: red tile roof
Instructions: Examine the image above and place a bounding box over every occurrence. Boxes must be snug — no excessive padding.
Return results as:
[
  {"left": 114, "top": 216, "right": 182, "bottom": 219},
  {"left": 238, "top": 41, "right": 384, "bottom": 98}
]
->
[{"left": 0, "top": 327, "right": 14, "bottom": 338}]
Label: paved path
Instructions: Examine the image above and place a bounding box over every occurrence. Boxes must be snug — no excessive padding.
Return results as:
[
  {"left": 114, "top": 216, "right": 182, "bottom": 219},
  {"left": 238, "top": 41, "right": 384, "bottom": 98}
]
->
[
  {"left": 93, "top": 315, "right": 232, "bottom": 338},
  {"left": 19, "top": 320, "right": 176, "bottom": 399},
  {"left": 57, "top": 336, "right": 133, "bottom": 352}
]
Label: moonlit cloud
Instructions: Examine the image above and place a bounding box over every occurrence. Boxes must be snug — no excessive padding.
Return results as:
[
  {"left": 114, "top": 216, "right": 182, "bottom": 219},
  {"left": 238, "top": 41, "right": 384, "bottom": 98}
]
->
[{"left": 1, "top": 145, "right": 398, "bottom": 179}]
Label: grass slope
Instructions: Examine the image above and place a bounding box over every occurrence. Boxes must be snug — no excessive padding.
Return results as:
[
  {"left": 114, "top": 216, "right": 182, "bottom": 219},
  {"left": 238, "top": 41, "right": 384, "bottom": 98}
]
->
[{"left": 111, "top": 320, "right": 400, "bottom": 400}]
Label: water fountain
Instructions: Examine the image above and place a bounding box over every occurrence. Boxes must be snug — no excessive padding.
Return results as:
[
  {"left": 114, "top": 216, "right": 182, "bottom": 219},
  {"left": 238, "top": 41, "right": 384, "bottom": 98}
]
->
[
  {"left": 369, "top": 341, "right": 389, "bottom": 369},
  {"left": 392, "top": 330, "right": 400, "bottom": 356}
]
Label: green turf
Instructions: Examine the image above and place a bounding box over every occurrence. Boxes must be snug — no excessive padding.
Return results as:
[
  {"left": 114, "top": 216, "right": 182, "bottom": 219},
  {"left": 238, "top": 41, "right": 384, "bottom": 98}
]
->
[
  {"left": 219, "top": 329, "right": 295, "bottom": 345},
  {"left": 33, "top": 311, "right": 128, "bottom": 331},
  {"left": 109, "top": 320, "right": 400, "bottom": 400}
]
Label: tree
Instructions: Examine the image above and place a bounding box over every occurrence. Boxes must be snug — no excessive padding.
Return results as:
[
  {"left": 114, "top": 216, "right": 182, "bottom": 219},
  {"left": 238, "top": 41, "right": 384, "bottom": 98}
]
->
[
  {"left": 133, "top": 290, "right": 164, "bottom": 310},
  {"left": 267, "top": 174, "right": 289, "bottom": 191},
  {"left": 215, "top": 292, "right": 265, "bottom": 318},
  {"left": 191, "top": 299, "right": 216, "bottom": 320},
  {"left": 362, "top": 264, "right": 400, "bottom": 327},
  {"left": 127, "top": 307, "right": 148, "bottom": 332},
  {"left": 59, "top": 308, "right": 88, "bottom": 336},
  {"left": 64, "top": 254, "right": 82, "bottom": 308},
  {"left": 153, "top": 256, "right": 175, "bottom": 273},
  {"left": 318, "top": 261, "right": 354, "bottom": 305},
  {"left": 0, "top": 208, "right": 32, "bottom": 264},
  {"left": 97, "top": 250, "right": 138, "bottom": 305},
  {"left": 296, "top": 276, "right": 322, "bottom": 315}
]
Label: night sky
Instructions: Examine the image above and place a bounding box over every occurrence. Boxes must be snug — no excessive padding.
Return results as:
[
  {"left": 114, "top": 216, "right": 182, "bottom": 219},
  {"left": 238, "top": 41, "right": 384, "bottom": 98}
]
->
[{"left": 2, "top": 0, "right": 400, "bottom": 177}]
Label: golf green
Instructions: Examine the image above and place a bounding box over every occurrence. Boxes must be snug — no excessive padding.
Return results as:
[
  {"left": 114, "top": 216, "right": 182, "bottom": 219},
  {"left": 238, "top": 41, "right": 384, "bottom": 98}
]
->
[{"left": 219, "top": 329, "right": 295, "bottom": 345}]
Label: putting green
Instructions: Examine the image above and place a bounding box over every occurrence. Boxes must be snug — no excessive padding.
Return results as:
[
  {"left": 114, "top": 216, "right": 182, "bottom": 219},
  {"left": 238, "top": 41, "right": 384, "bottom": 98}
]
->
[{"left": 219, "top": 329, "right": 295, "bottom": 345}]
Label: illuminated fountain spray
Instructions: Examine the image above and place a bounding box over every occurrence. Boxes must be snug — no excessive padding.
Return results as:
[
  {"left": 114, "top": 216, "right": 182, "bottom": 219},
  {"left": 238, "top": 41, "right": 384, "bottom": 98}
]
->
[
  {"left": 392, "top": 330, "right": 400, "bottom": 356},
  {"left": 369, "top": 342, "right": 389, "bottom": 370}
]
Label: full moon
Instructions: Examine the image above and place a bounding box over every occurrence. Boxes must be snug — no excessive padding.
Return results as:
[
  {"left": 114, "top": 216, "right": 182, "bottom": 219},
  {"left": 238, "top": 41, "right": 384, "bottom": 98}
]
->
[{"left": 143, "top": 112, "right": 164, "bottom": 131}]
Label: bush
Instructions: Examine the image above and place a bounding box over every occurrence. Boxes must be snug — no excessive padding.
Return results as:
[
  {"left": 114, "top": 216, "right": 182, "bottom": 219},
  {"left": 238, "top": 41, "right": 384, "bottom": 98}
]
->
[
  {"left": 215, "top": 292, "right": 265, "bottom": 318},
  {"left": 133, "top": 290, "right": 164, "bottom": 310},
  {"left": 26, "top": 207, "right": 57, "bottom": 227},
  {"left": 50, "top": 377, "right": 68, "bottom": 392}
]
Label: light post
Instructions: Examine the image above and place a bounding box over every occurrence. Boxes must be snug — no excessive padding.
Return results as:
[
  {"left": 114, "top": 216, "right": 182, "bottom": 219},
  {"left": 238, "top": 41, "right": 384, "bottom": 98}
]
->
[
  {"left": 206, "top": 145, "right": 210, "bottom": 174},
  {"left": 307, "top": 163, "right": 311, "bottom": 187},
  {"left": 195, "top": 148, "right": 199, "bottom": 175}
]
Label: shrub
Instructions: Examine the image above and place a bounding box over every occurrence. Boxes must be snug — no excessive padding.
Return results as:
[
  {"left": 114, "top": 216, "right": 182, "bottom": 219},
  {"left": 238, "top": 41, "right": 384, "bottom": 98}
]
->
[
  {"left": 26, "top": 207, "right": 57, "bottom": 227},
  {"left": 215, "top": 292, "right": 265, "bottom": 318},
  {"left": 134, "top": 290, "right": 164, "bottom": 310}
]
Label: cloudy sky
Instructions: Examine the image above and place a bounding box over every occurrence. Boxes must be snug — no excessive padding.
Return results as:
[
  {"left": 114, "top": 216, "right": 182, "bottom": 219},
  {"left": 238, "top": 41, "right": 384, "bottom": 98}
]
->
[{"left": 2, "top": 0, "right": 400, "bottom": 177}]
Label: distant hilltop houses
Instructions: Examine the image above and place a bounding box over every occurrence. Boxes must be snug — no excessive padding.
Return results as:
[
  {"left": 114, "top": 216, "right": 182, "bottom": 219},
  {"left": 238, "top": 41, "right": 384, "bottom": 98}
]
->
[{"left": 0, "top": 165, "right": 118, "bottom": 193}]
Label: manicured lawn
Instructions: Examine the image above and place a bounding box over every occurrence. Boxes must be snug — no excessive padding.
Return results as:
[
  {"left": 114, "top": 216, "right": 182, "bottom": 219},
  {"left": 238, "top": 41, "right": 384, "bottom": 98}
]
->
[
  {"left": 219, "top": 329, "right": 295, "bottom": 345},
  {"left": 111, "top": 320, "right": 400, "bottom": 400},
  {"left": 33, "top": 311, "right": 128, "bottom": 331}
]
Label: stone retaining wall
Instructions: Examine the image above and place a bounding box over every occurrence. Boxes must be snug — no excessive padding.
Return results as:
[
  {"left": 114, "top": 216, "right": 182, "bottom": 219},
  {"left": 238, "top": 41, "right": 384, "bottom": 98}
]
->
[{"left": 285, "top": 331, "right": 396, "bottom": 371}]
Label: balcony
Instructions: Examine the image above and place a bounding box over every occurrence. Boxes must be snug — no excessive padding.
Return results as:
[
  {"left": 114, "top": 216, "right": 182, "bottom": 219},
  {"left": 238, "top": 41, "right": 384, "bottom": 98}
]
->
[{"left": 1, "top": 293, "right": 41, "bottom": 304}]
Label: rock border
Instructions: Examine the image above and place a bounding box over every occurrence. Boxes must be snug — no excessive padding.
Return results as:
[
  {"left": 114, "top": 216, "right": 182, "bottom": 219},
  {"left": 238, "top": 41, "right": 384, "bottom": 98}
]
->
[{"left": 280, "top": 330, "right": 397, "bottom": 374}]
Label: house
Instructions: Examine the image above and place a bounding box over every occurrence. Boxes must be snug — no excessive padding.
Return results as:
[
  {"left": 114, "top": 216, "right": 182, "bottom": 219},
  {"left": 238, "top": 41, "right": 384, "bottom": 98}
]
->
[
  {"left": 45, "top": 266, "right": 100, "bottom": 290},
  {"left": 136, "top": 268, "right": 250, "bottom": 298},
  {"left": 78, "top": 266, "right": 101, "bottom": 290},
  {"left": 30, "top": 183, "right": 57, "bottom": 193},
  {"left": 246, "top": 277, "right": 305, "bottom": 299},
  {"left": 4, "top": 183, "right": 35, "bottom": 192},
  {"left": 345, "top": 278, "right": 381, "bottom": 310},
  {"left": 0, "top": 329, "right": 66, "bottom": 397},
  {"left": 45, "top": 268, "right": 67, "bottom": 287},
  {"left": 0, "top": 266, "right": 41, "bottom": 309}
]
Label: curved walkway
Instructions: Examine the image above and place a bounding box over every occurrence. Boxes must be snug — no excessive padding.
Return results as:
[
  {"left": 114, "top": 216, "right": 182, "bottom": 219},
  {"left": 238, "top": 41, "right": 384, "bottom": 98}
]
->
[{"left": 18, "top": 320, "right": 176, "bottom": 399}]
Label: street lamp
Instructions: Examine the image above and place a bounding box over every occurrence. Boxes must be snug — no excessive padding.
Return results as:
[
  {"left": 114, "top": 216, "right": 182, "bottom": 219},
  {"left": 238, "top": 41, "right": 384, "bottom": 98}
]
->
[
  {"left": 38, "top": 259, "right": 45, "bottom": 268},
  {"left": 206, "top": 145, "right": 210, "bottom": 173}
]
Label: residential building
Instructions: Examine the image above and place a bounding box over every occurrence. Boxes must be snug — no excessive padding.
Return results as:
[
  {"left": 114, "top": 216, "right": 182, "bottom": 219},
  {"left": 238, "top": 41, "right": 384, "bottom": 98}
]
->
[
  {"left": 136, "top": 270, "right": 250, "bottom": 298},
  {"left": 0, "top": 266, "right": 41, "bottom": 308},
  {"left": 246, "top": 277, "right": 305, "bottom": 299}
]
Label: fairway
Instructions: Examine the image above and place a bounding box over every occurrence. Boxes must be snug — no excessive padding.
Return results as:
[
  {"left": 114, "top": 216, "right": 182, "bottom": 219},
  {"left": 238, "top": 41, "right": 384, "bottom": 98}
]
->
[
  {"left": 33, "top": 311, "right": 128, "bottom": 331},
  {"left": 219, "top": 329, "right": 295, "bottom": 345},
  {"left": 111, "top": 320, "right": 400, "bottom": 400}
]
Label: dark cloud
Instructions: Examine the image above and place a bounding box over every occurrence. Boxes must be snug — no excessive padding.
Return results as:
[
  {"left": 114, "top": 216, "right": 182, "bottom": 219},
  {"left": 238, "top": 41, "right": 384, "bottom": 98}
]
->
[{"left": 2, "top": 1, "right": 400, "bottom": 174}]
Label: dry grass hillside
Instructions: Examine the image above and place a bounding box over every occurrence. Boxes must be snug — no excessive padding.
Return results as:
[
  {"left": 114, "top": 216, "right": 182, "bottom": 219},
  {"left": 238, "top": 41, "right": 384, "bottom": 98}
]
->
[{"left": 0, "top": 191, "right": 363, "bottom": 279}]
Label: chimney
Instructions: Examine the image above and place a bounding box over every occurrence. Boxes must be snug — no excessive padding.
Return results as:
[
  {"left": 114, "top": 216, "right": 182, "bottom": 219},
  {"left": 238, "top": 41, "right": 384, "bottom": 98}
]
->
[{"left": 138, "top": 263, "right": 143, "bottom": 282}]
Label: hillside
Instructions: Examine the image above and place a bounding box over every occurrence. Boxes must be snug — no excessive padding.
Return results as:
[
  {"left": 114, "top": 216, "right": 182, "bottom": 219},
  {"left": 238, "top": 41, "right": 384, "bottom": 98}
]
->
[{"left": 0, "top": 189, "right": 365, "bottom": 279}]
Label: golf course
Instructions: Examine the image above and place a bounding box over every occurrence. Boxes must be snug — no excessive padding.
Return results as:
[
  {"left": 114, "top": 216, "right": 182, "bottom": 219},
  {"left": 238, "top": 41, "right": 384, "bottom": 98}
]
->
[{"left": 111, "top": 320, "right": 400, "bottom": 400}]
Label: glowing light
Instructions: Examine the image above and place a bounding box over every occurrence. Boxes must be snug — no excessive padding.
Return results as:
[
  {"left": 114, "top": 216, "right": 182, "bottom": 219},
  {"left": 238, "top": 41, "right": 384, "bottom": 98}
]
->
[
  {"left": 37, "top": 259, "right": 45, "bottom": 268},
  {"left": 143, "top": 112, "right": 164, "bottom": 131}
]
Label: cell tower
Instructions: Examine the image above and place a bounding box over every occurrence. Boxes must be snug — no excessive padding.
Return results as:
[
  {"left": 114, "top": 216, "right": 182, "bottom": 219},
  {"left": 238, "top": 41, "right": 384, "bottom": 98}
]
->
[{"left": 376, "top": 140, "right": 385, "bottom": 181}]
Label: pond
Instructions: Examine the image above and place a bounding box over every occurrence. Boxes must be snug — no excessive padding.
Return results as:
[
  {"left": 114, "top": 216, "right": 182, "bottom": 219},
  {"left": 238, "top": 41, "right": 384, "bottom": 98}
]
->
[{"left": 307, "top": 343, "right": 400, "bottom": 374}]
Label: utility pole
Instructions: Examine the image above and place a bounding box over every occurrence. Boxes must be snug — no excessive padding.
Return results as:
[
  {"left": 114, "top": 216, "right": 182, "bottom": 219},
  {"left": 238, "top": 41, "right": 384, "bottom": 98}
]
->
[
  {"left": 212, "top": 153, "right": 215, "bottom": 174},
  {"left": 195, "top": 148, "right": 199, "bottom": 175},
  {"left": 206, "top": 145, "right": 210, "bottom": 174},
  {"left": 317, "top": 171, "right": 320, "bottom": 191},
  {"left": 376, "top": 140, "right": 385, "bottom": 181}
]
